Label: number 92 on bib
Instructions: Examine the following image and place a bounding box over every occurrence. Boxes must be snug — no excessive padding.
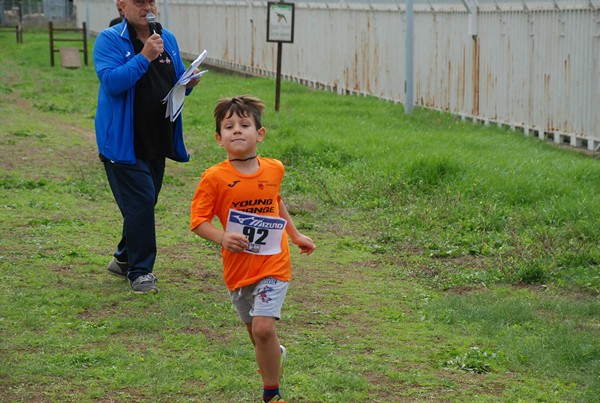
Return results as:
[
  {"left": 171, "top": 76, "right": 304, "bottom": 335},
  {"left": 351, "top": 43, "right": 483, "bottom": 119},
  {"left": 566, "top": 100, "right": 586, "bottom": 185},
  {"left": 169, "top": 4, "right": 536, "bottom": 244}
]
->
[{"left": 226, "top": 209, "right": 287, "bottom": 255}]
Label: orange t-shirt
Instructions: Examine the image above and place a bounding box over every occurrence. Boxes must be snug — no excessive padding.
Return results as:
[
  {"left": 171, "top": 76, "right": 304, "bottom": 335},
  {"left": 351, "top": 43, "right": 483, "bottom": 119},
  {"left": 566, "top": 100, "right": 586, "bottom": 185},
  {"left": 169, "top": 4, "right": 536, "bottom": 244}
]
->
[{"left": 190, "top": 157, "right": 291, "bottom": 290}]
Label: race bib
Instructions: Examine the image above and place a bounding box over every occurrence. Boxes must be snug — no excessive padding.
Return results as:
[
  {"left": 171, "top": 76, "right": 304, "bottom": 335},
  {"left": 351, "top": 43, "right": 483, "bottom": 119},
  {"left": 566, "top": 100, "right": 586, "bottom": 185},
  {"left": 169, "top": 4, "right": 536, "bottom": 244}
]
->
[{"left": 226, "top": 209, "right": 287, "bottom": 255}]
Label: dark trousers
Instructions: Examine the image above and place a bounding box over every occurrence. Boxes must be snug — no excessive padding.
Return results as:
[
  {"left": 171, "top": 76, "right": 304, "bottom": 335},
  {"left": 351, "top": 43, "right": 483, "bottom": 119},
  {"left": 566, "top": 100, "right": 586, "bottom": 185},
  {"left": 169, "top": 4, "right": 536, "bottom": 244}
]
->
[{"left": 103, "top": 158, "right": 165, "bottom": 280}]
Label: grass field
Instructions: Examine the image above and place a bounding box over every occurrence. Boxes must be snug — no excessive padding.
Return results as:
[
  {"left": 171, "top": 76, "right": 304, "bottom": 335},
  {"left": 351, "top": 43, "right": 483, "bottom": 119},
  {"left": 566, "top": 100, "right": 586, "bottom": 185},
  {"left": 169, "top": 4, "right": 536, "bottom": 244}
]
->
[{"left": 1, "top": 31, "right": 599, "bottom": 402}]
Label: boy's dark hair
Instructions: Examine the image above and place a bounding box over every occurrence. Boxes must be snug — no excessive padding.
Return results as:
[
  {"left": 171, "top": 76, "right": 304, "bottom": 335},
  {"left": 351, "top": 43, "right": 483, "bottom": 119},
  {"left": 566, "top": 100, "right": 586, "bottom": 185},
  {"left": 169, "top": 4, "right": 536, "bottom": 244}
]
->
[{"left": 214, "top": 95, "right": 265, "bottom": 135}]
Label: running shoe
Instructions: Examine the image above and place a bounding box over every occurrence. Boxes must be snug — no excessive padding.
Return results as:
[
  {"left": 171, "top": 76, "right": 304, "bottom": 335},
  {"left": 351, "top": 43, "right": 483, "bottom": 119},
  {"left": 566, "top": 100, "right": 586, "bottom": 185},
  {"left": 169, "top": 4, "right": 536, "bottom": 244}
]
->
[
  {"left": 129, "top": 273, "right": 159, "bottom": 294},
  {"left": 107, "top": 257, "right": 128, "bottom": 278}
]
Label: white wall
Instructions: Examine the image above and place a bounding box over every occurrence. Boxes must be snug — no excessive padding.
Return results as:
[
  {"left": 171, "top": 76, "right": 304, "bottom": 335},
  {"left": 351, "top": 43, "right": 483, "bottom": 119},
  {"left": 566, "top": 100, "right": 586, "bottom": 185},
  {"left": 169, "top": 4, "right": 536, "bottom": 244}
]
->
[{"left": 75, "top": 0, "right": 600, "bottom": 150}]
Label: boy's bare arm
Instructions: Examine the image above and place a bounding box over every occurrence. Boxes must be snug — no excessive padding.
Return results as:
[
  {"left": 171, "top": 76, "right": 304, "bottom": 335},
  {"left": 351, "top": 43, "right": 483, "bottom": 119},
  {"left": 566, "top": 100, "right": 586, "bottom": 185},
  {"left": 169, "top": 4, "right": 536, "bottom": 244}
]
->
[
  {"left": 279, "top": 201, "right": 315, "bottom": 255},
  {"left": 192, "top": 221, "right": 249, "bottom": 253},
  {"left": 192, "top": 221, "right": 222, "bottom": 244}
]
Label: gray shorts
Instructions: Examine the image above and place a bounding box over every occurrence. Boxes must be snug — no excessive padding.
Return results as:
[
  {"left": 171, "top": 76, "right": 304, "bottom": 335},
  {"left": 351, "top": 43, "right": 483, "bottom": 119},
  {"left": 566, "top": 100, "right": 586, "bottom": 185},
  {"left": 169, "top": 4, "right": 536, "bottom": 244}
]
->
[{"left": 229, "top": 277, "right": 289, "bottom": 323}]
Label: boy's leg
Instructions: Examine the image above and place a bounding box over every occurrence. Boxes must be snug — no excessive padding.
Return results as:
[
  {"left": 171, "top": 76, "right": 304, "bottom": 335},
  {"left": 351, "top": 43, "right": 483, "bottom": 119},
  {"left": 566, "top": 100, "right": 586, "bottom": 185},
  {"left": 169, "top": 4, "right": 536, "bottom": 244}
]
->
[
  {"left": 251, "top": 278, "right": 288, "bottom": 401},
  {"left": 252, "top": 316, "right": 281, "bottom": 386},
  {"left": 230, "top": 279, "right": 288, "bottom": 401},
  {"left": 244, "top": 322, "right": 255, "bottom": 345}
]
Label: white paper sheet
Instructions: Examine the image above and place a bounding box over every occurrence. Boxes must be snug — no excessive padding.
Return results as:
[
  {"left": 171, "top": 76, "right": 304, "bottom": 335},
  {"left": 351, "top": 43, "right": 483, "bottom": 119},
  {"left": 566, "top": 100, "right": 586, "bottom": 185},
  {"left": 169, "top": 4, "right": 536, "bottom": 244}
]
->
[{"left": 162, "top": 50, "right": 208, "bottom": 121}]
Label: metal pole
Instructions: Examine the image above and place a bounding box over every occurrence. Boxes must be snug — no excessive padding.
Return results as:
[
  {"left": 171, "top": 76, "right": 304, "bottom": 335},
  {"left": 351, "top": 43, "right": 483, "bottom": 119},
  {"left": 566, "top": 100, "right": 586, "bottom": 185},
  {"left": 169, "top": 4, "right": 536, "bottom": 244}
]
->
[
  {"left": 275, "top": 41, "right": 282, "bottom": 112},
  {"left": 405, "top": 0, "right": 414, "bottom": 114},
  {"left": 163, "top": 0, "right": 170, "bottom": 29},
  {"left": 274, "top": 0, "right": 285, "bottom": 112}
]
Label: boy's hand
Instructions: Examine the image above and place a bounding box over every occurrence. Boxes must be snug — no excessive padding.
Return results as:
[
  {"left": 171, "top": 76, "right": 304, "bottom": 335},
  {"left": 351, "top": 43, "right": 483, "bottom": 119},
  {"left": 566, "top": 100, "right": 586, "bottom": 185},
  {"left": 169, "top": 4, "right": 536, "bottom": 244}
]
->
[
  {"left": 292, "top": 234, "right": 315, "bottom": 256},
  {"left": 221, "top": 231, "right": 249, "bottom": 253}
]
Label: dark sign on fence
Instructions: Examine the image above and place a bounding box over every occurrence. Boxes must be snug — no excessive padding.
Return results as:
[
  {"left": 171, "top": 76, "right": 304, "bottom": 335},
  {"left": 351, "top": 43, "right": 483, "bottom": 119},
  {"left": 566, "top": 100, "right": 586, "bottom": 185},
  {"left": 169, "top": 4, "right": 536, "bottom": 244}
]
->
[
  {"left": 266, "top": 2, "right": 295, "bottom": 112},
  {"left": 267, "top": 2, "right": 294, "bottom": 43}
]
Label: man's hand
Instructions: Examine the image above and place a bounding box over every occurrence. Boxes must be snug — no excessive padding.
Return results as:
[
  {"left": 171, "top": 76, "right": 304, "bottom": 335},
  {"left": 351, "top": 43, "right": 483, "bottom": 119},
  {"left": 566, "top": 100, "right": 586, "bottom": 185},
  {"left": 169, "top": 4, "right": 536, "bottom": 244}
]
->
[
  {"left": 186, "top": 69, "right": 202, "bottom": 89},
  {"left": 141, "top": 33, "right": 164, "bottom": 62}
]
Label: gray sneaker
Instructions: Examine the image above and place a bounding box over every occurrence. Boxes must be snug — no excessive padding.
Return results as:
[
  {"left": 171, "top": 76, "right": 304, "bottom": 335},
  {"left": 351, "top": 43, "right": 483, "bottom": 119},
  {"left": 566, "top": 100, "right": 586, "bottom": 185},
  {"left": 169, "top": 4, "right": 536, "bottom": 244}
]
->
[
  {"left": 107, "top": 258, "right": 128, "bottom": 278},
  {"left": 129, "top": 273, "right": 159, "bottom": 294}
]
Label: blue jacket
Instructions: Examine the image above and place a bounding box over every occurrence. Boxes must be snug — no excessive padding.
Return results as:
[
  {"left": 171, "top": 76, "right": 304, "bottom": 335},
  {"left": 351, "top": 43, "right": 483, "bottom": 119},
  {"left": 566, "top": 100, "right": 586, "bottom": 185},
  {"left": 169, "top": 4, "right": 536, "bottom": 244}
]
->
[{"left": 93, "top": 20, "right": 191, "bottom": 164}]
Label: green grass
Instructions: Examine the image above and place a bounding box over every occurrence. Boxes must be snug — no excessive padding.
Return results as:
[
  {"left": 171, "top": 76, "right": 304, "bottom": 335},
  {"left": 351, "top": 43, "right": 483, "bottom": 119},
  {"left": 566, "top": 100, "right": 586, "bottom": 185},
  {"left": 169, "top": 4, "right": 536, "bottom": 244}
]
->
[{"left": 1, "top": 31, "right": 599, "bottom": 402}]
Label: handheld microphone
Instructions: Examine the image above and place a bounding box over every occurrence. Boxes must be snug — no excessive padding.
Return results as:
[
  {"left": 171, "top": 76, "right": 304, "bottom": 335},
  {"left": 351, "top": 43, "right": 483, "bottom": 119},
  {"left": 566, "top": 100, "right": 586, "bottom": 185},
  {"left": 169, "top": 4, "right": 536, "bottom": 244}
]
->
[{"left": 146, "top": 12, "right": 158, "bottom": 35}]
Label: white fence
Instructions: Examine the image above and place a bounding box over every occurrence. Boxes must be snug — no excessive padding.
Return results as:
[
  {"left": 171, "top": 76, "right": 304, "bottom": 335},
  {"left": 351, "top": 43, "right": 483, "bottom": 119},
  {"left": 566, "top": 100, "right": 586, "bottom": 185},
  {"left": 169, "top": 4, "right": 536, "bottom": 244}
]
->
[{"left": 74, "top": 0, "right": 600, "bottom": 150}]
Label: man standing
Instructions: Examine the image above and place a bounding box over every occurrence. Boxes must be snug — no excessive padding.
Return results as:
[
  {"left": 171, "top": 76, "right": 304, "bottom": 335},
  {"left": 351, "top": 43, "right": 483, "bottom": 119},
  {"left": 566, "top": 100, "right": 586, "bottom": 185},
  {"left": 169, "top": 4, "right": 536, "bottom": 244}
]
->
[
  {"left": 93, "top": 0, "right": 201, "bottom": 293},
  {"left": 108, "top": 1, "right": 125, "bottom": 27}
]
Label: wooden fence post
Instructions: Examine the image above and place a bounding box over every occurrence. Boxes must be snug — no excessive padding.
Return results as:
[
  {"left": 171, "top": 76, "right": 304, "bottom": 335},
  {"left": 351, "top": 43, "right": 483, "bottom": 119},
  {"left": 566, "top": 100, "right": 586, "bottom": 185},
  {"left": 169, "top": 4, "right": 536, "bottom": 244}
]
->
[{"left": 49, "top": 21, "right": 88, "bottom": 67}]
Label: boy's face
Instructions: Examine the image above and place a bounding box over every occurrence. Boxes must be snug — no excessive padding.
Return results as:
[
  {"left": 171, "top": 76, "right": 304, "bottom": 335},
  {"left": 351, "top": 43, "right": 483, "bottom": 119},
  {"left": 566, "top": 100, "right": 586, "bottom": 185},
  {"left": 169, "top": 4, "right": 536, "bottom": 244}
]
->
[{"left": 216, "top": 112, "right": 266, "bottom": 159}]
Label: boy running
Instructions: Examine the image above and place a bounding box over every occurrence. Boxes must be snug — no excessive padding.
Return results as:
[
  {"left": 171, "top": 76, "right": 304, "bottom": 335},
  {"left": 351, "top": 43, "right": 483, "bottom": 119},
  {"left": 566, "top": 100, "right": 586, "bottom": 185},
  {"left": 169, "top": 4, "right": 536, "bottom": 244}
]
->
[{"left": 190, "top": 95, "right": 315, "bottom": 402}]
